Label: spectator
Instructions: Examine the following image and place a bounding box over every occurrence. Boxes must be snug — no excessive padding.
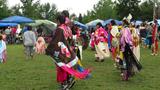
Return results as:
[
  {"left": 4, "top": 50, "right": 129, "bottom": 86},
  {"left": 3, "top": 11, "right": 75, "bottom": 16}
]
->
[
  {"left": 5, "top": 27, "right": 11, "bottom": 44},
  {"left": 146, "top": 23, "right": 153, "bottom": 49},
  {"left": 23, "top": 26, "right": 36, "bottom": 59},
  {"left": 11, "top": 27, "right": 17, "bottom": 44}
]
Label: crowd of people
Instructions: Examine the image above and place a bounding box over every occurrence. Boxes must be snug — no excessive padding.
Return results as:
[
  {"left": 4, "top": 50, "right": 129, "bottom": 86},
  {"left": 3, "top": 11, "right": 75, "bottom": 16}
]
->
[
  {"left": 89, "top": 19, "right": 144, "bottom": 81},
  {"left": 0, "top": 25, "right": 22, "bottom": 44},
  {"left": 0, "top": 10, "right": 160, "bottom": 90},
  {"left": 139, "top": 21, "right": 160, "bottom": 55},
  {"left": 89, "top": 20, "right": 160, "bottom": 56},
  {"left": 88, "top": 18, "right": 160, "bottom": 81}
]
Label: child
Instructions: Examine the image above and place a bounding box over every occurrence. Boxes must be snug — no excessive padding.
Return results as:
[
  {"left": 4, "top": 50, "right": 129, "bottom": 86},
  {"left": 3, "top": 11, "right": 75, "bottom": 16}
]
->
[
  {"left": 35, "top": 37, "right": 46, "bottom": 54},
  {"left": 0, "top": 34, "right": 7, "bottom": 63}
]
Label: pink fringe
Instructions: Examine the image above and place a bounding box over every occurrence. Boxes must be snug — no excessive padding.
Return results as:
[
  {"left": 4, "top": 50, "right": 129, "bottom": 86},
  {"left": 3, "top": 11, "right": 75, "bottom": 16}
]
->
[
  {"left": 56, "top": 65, "right": 90, "bottom": 83},
  {"left": 60, "top": 66, "right": 90, "bottom": 79}
]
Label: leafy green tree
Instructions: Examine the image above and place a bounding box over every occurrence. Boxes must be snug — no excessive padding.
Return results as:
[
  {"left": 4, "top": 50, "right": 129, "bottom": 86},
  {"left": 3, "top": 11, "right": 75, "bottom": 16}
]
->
[
  {"left": 10, "top": 0, "right": 58, "bottom": 21},
  {"left": 93, "top": 0, "right": 117, "bottom": 19},
  {"left": 10, "top": 4, "right": 22, "bottom": 16},
  {"left": 115, "top": 0, "right": 141, "bottom": 20},
  {"left": 83, "top": 0, "right": 117, "bottom": 23},
  {"left": 0, "top": 0, "right": 10, "bottom": 19},
  {"left": 139, "top": 0, "right": 154, "bottom": 21},
  {"left": 20, "top": 0, "right": 41, "bottom": 19},
  {"left": 39, "top": 3, "right": 58, "bottom": 21},
  {"left": 83, "top": 11, "right": 95, "bottom": 23}
]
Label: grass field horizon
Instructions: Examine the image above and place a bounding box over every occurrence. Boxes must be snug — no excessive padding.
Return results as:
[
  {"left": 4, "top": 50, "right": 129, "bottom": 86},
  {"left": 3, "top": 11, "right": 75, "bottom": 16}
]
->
[{"left": 0, "top": 45, "right": 160, "bottom": 90}]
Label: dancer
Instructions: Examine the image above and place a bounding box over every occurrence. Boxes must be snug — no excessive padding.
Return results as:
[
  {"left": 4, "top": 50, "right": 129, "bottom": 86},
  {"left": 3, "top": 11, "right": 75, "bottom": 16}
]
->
[
  {"left": 131, "top": 24, "right": 140, "bottom": 61},
  {"left": 62, "top": 10, "right": 83, "bottom": 60},
  {"left": 89, "top": 28, "right": 95, "bottom": 50},
  {"left": 46, "top": 14, "right": 90, "bottom": 90},
  {"left": 94, "top": 22, "right": 110, "bottom": 62},
  {"left": 119, "top": 20, "right": 142, "bottom": 81},
  {"left": 0, "top": 34, "right": 7, "bottom": 63},
  {"left": 151, "top": 19, "right": 159, "bottom": 56},
  {"left": 110, "top": 20, "right": 120, "bottom": 66},
  {"left": 72, "top": 24, "right": 83, "bottom": 60}
]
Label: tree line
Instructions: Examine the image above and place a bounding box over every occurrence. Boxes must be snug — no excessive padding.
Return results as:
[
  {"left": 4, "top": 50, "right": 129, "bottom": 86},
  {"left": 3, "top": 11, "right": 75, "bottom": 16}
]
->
[
  {"left": 0, "top": 0, "right": 58, "bottom": 21},
  {"left": 0, "top": 0, "right": 160, "bottom": 23},
  {"left": 83, "top": 0, "right": 160, "bottom": 23}
]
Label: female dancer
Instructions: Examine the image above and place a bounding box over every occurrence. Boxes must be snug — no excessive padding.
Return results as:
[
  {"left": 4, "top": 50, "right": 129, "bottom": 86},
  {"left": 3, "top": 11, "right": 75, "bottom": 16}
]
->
[
  {"left": 46, "top": 14, "right": 90, "bottom": 90},
  {"left": 94, "top": 22, "right": 110, "bottom": 62}
]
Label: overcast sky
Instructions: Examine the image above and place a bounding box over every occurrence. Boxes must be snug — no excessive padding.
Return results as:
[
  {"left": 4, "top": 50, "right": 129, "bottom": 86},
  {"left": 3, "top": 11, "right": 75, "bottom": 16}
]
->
[{"left": 7, "top": 0, "right": 100, "bottom": 15}]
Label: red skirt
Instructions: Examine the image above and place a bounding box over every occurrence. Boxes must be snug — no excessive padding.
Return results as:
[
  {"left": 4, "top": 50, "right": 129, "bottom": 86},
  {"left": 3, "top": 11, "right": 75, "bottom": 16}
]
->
[{"left": 56, "top": 65, "right": 69, "bottom": 83}]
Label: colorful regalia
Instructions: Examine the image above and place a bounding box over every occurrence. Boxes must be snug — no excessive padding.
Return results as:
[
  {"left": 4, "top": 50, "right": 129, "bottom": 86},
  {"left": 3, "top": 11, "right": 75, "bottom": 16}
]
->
[
  {"left": 46, "top": 24, "right": 90, "bottom": 90},
  {"left": 151, "top": 22, "right": 159, "bottom": 55},
  {"left": 89, "top": 32, "right": 95, "bottom": 50},
  {"left": 35, "top": 37, "right": 46, "bottom": 54},
  {"left": 110, "top": 25, "right": 119, "bottom": 62},
  {"left": 72, "top": 28, "right": 83, "bottom": 60},
  {"left": 0, "top": 40, "right": 7, "bottom": 63},
  {"left": 131, "top": 28, "right": 140, "bottom": 61},
  {"left": 94, "top": 27, "right": 110, "bottom": 61},
  {"left": 119, "top": 27, "right": 142, "bottom": 81}
]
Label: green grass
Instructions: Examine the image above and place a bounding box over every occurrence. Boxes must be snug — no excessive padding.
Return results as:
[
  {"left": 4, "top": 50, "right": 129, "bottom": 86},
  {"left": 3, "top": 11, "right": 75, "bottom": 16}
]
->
[{"left": 0, "top": 45, "right": 160, "bottom": 90}]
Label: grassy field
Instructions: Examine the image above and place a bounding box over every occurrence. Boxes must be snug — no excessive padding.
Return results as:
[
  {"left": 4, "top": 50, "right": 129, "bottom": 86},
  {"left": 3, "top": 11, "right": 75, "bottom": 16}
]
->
[{"left": 0, "top": 45, "right": 160, "bottom": 90}]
